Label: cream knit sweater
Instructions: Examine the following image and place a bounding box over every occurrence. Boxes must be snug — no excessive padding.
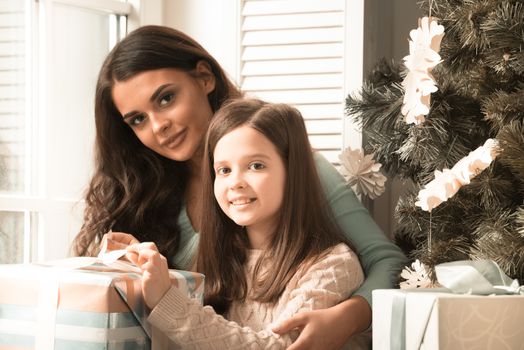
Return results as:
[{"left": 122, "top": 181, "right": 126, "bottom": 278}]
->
[{"left": 148, "top": 243, "right": 366, "bottom": 349}]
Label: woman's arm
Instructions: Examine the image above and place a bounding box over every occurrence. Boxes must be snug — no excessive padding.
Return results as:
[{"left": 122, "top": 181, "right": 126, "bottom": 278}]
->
[
  {"left": 273, "top": 154, "right": 408, "bottom": 349},
  {"left": 313, "top": 153, "right": 408, "bottom": 305},
  {"left": 272, "top": 296, "right": 370, "bottom": 350}
]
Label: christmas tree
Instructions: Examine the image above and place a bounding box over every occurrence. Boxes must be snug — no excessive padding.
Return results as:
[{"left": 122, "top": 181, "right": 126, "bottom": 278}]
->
[{"left": 346, "top": 0, "right": 524, "bottom": 282}]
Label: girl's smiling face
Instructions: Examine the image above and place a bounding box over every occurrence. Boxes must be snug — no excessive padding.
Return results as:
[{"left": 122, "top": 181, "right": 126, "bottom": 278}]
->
[
  {"left": 112, "top": 64, "right": 215, "bottom": 162},
  {"left": 213, "top": 125, "right": 286, "bottom": 249}
]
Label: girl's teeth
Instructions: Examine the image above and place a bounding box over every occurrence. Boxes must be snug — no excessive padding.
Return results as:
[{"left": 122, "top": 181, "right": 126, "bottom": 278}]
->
[{"left": 232, "top": 199, "right": 253, "bottom": 205}]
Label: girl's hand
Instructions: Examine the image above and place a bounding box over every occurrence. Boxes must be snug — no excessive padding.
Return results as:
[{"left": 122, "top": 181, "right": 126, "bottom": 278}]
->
[
  {"left": 100, "top": 231, "right": 140, "bottom": 260},
  {"left": 273, "top": 296, "right": 371, "bottom": 350},
  {"left": 126, "top": 242, "right": 171, "bottom": 309}
]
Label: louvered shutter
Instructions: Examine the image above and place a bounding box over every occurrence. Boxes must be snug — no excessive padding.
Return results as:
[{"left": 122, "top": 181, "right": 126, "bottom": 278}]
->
[
  {"left": 240, "top": 0, "right": 351, "bottom": 164},
  {"left": 0, "top": 0, "right": 26, "bottom": 192}
]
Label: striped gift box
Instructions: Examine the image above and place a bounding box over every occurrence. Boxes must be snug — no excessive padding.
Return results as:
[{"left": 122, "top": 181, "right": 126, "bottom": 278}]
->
[{"left": 0, "top": 258, "right": 204, "bottom": 350}]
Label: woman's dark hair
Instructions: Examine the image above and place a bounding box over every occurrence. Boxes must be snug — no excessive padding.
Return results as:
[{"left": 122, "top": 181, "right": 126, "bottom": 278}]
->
[
  {"left": 72, "top": 25, "right": 241, "bottom": 265},
  {"left": 198, "top": 99, "right": 353, "bottom": 314}
]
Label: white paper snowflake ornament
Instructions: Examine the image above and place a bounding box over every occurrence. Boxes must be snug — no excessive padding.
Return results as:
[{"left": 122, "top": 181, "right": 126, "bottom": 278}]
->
[
  {"left": 401, "top": 17, "right": 445, "bottom": 125},
  {"left": 339, "top": 148, "right": 387, "bottom": 199},
  {"left": 399, "top": 259, "right": 437, "bottom": 289}
]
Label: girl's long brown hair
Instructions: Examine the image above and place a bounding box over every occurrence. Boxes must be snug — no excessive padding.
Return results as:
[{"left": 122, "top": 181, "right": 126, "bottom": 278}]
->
[
  {"left": 72, "top": 25, "right": 240, "bottom": 265},
  {"left": 198, "top": 99, "right": 353, "bottom": 314}
]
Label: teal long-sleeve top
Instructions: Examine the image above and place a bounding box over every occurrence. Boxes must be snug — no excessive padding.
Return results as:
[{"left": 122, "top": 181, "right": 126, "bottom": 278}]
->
[{"left": 172, "top": 152, "right": 408, "bottom": 307}]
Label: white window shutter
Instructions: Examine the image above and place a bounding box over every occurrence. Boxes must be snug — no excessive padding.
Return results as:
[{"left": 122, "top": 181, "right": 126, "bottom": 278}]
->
[
  {"left": 240, "top": 0, "right": 359, "bottom": 164},
  {"left": 0, "top": 0, "right": 26, "bottom": 193}
]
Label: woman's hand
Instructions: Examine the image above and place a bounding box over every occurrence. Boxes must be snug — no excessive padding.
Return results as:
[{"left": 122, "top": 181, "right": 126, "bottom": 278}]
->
[
  {"left": 126, "top": 242, "right": 171, "bottom": 309},
  {"left": 273, "top": 296, "right": 371, "bottom": 350}
]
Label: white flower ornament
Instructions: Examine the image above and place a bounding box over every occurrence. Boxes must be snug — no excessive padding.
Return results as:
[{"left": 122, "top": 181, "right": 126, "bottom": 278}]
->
[
  {"left": 416, "top": 139, "right": 501, "bottom": 211},
  {"left": 339, "top": 148, "right": 387, "bottom": 199},
  {"left": 404, "top": 17, "right": 445, "bottom": 72},
  {"left": 401, "top": 17, "right": 445, "bottom": 125},
  {"left": 401, "top": 71, "right": 434, "bottom": 124}
]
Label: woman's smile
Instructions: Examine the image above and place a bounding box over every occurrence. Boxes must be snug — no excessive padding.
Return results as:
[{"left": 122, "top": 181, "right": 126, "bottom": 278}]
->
[{"left": 161, "top": 128, "right": 188, "bottom": 149}]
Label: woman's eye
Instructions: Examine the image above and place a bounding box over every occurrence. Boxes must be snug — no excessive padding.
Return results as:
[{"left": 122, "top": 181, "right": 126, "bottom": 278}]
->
[
  {"left": 159, "top": 93, "right": 174, "bottom": 106},
  {"left": 249, "top": 162, "right": 265, "bottom": 170},
  {"left": 216, "top": 167, "right": 231, "bottom": 175},
  {"left": 129, "top": 114, "right": 146, "bottom": 126}
]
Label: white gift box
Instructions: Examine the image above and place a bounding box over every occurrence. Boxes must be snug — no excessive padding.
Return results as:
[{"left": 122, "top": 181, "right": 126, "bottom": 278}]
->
[{"left": 373, "top": 289, "right": 524, "bottom": 350}]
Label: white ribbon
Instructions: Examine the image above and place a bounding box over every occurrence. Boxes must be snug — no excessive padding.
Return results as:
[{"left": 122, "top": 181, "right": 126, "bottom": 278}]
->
[{"left": 35, "top": 279, "right": 59, "bottom": 350}]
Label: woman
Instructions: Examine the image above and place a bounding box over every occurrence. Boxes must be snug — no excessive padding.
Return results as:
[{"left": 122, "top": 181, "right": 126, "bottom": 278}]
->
[{"left": 73, "top": 25, "right": 407, "bottom": 349}]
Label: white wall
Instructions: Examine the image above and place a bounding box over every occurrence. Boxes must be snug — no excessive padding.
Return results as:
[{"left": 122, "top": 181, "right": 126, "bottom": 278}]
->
[
  {"left": 392, "top": 0, "right": 424, "bottom": 61},
  {"left": 164, "top": 0, "right": 241, "bottom": 83}
]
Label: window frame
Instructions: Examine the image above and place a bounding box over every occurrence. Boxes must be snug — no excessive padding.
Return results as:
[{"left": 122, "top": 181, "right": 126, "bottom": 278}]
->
[{"left": 0, "top": 0, "right": 164, "bottom": 263}]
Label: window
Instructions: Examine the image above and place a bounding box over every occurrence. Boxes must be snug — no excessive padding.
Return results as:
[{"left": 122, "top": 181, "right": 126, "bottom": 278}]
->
[{"left": 0, "top": 0, "right": 131, "bottom": 263}]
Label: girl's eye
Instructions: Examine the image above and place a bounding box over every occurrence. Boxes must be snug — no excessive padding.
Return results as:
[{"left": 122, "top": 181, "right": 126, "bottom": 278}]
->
[
  {"left": 159, "top": 93, "right": 174, "bottom": 106},
  {"left": 129, "top": 114, "right": 146, "bottom": 126},
  {"left": 216, "top": 167, "right": 231, "bottom": 175},
  {"left": 249, "top": 162, "right": 265, "bottom": 171}
]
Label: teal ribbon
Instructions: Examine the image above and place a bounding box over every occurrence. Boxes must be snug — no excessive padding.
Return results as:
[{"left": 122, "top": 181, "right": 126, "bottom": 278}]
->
[
  {"left": 435, "top": 259, "right": 523, "bottom": 295},
  {"left": 389, "top": 288, "right": 445, "bottom": 350},
  {"left": 389, "top": 260, "right": 523, "bottom": 350},
  {"left": 390, "top": 293, "right": 406, "bottom": 350}
]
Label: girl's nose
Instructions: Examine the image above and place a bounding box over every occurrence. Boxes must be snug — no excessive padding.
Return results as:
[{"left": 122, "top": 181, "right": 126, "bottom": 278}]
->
[
  {"left": 151, "top": 114, "right": 171, "bottom": 135},
  {"left": 229, "top": 171, "right": 247, "bottom": 190}
]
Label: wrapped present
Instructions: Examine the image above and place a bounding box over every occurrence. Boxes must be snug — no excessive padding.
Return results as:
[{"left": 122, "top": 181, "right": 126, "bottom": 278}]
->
[
  {"left": 373, "top": 289, "right": 524, "bottom": 350},
  {"left": 0, "top": 253, "right": 204, "bottom": 350},
  {"left": 373, "top": 260, "right": 524, "bottom": 350}
]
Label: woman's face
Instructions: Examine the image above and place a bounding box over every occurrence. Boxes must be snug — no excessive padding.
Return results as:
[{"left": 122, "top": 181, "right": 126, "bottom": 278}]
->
[{"left": 112, "top": 64, "right": 215, "bottom": 162}]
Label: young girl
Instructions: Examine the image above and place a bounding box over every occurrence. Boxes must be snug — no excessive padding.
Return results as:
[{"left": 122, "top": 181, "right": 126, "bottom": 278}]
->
[{"left": 126, "top": 99, "right": 369, "bottom": 349}]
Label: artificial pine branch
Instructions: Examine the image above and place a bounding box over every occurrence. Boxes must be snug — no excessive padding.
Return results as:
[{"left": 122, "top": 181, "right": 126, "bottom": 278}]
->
[
  {"left": 346, "top": 73, "right": 419, "bottom": 178},
  {"left": 482, "top": 90, "right": 524, "bottom": 133},
  {"left": 497, "top": 120, "right": 524, "bottom": 181},
  {"left": 462, "top": 163, "right": 519, "bottom": 208},
  {"left": 482, "top": 1, "right": 524, "bottom": 76},
  {"left": 472, "top": 207, "right": 524, "bottom": 280}
]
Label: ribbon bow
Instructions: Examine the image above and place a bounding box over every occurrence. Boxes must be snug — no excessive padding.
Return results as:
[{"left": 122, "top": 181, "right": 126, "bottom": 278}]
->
[{"left": 435, "top": 259, "right": 523, "bottom": 295}]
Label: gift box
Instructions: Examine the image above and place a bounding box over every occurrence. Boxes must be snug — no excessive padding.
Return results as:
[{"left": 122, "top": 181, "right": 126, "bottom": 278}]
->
[
  {"left": 0, "top": 256, "right": 204, "bottom": 350},
  {"left": 373, "top": 289, "right": 524, "bottom": 350},
  {"left": 374, "top": 260, "right": 524, "bottom": 350}
]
